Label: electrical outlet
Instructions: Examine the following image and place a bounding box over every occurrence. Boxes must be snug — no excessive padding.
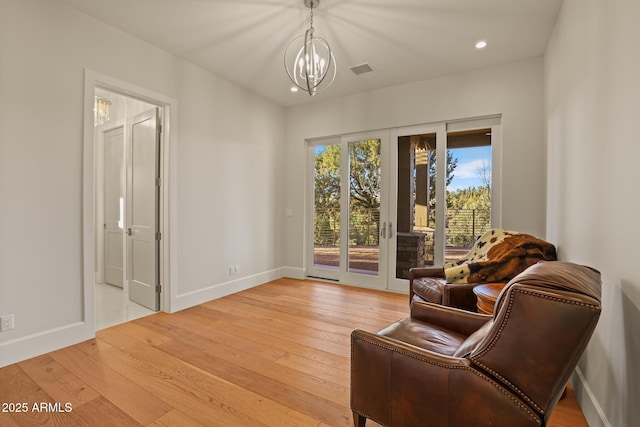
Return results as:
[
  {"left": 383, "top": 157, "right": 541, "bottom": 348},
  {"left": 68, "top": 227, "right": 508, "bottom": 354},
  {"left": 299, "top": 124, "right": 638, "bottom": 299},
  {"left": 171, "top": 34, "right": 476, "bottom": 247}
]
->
[
  {"left": 233, "top": 265, "right": 239, "bottom": 275},
  {"left": 228, "top": 266, "right": 235, "bottom": 276},
  {"left": 0, "top": 314, "right": 14, "bottom": 332}
]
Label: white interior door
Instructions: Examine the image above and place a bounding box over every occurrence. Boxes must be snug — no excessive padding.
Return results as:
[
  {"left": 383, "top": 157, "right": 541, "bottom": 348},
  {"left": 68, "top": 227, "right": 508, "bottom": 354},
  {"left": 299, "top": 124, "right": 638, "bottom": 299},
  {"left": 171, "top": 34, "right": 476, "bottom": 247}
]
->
[
  {"left": 127, "top": 108, "right": 160, "bottom": 310},
  {"left": 103, "top": 126, "right": 125, "bottom": 288}
]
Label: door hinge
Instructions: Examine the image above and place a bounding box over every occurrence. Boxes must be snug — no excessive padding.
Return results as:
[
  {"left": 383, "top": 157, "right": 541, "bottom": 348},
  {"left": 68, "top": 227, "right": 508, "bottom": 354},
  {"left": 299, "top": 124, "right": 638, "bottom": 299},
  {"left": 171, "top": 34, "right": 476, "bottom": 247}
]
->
[
  {"left": 157, "top": 124, "right": 162, "bottom": 134},
  {"left": 156, "top": 232, "right": 162, "bottom": 240},
  {"left": 155, "top": 177, "right": 161, "bottom": 187},
  {"left": 156, "top": 285, "right": 162, "bottom": 292}
]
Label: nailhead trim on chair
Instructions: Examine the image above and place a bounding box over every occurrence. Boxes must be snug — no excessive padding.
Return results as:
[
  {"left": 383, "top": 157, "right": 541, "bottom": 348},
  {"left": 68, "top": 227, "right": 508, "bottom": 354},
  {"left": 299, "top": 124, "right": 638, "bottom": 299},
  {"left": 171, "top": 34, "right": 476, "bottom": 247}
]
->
[
  {"left": 351, "top": 332, "right": 541, "bottom": 425},
  {"left": 470, "top": 288, "right": 601, "bottom": 415}
]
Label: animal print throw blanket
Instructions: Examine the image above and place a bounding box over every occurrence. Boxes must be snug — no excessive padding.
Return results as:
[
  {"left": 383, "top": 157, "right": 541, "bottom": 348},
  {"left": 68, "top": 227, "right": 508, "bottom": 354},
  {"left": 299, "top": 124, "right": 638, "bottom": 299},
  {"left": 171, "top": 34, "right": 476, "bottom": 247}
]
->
[{"left": 444, "top": 229, "right": 557, "bottom": 284}]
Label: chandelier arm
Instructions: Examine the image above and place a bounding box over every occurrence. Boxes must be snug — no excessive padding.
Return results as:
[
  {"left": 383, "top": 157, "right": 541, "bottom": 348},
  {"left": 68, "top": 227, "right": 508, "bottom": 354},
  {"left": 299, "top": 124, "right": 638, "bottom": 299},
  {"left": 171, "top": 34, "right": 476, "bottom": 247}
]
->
[{"left": 311, "top": 39, "right": 333, "bottom": 87}]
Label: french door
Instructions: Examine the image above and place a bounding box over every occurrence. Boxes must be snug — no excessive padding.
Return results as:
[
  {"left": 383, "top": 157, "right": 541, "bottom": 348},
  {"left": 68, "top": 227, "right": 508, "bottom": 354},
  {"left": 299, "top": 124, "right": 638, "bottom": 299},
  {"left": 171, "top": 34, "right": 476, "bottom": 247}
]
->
[
  {"left": 306, "top": 131, "right": 390, "bottom": 289},
  {"left": 306, "top": 117, "right": 500, "bottom": 292}
]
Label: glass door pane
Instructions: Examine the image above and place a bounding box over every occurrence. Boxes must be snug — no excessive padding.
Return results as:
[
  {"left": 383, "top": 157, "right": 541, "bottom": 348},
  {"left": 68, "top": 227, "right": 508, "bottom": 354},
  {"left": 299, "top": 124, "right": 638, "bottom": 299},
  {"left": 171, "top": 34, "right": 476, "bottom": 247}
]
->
[
  {"left": 445, "top": 129, "right": 492, "bottom": 262},
  {"left": 395, "top": 133, "right": 437, "bottom": 279},
  {"left": 312, "top": 144, "right": 341, "bottom": 272},
  {"left": 347, "top": 138, "right": 381, "bottom": 276}
]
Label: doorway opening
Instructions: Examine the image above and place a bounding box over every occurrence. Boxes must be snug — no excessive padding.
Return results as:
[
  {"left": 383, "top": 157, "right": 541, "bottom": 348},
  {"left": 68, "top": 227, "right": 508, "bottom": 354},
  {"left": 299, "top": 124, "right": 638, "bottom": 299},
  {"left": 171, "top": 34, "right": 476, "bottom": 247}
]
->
[
  {"left": 94, "top": 88, "right": 162, "bottom": 330},
  {"left": 82, "top": 69, "right": 176, "bottom": 337}
]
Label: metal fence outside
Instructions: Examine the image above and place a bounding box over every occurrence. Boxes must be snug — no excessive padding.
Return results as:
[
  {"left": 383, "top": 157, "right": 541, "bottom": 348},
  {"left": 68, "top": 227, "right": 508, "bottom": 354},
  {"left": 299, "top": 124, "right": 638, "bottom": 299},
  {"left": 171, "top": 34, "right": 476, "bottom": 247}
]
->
[{"left": 314, "top": 207, "right": 490, "bottom": 249}]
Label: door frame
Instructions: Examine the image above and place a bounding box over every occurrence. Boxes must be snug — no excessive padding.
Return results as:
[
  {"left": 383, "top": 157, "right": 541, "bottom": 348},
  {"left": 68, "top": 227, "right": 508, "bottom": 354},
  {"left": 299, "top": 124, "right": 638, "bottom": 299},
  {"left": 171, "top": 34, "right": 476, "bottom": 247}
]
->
[{"left": 82, "top": 69, "right": 177, "bottom": 336}]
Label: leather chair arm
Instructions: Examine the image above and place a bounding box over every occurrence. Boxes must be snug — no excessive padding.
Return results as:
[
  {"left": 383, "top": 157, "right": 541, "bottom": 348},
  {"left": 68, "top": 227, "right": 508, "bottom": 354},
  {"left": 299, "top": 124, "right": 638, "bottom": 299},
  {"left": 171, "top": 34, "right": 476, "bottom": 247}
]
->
[
  {"left": 352, "top": 328, "right": 469, "bottom": 366},
  {"left": 409, "top": 266, "right": 445, "bottom": 280},
  {"left": 351, "top": 329, "right": 540, "bottom": 427},
  {"left": 410, "top": 300, "right": 492, "bottom": 336},
  {"left": 409, "top": 267, "right": 445, "bottom": 303}
]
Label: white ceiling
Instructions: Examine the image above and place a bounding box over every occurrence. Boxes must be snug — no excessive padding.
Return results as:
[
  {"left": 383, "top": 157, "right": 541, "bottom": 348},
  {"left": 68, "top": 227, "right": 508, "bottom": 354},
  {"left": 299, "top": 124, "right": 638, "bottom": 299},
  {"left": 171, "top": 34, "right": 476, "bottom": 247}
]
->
[{"left": 60, "top": 0, "right": 563, "bottom": 107}]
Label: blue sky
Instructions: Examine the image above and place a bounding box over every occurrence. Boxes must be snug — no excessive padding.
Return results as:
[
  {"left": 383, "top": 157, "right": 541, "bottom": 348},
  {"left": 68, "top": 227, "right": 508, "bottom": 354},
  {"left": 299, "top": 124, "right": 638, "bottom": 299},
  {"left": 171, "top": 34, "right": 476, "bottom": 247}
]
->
[
  {"left": 447, "top": 146, "right": 492, "bottom": 191},
  {"left": 313, "top": 144, "right": 491, "bottom": 192}
]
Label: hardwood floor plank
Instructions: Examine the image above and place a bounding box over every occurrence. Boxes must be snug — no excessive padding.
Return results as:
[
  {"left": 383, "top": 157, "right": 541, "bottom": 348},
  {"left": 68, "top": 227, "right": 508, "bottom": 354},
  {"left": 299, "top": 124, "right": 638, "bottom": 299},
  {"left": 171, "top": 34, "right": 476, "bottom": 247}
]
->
[
  {"left": 92, "top": 343, "right": 270, "bottom": 427},
  {"left": 157, "top": 339, "right": 353, "bottom": 427},
  {"left": 18, "top": 354, "right": 100, "bottom": 407},
  {"left": 105, "top": 321, "right": 173, "bottom": 348},
  {"left": 49, "top": 345, "right": 171, "bottom": 425},
  {"left": 0, "top": 278, "right": 590, "bottom": 427},
  {"left": 0, "top": 364, "right": 62, "bottom": 426},
  {"left": 60, "top": 396, "right": 142, "bottom": 427},
  {"left": 155, "top": 309, "right": 350, "bottom": 371},
  {"left": 73, "top": 337, "right": 112, "bottom": 356},
  {"left": 147, "top": 409, "right": 204, "bottom": 427},
  {"left": 113, "top": 341, "right": 323, "bottom": 427},
  {"left": 0, "top": 412, "right": 21, "bottom": 427},
  {"left": 548, "top": 386, "right": 589, "bottom": 427},
  {"left": 141, "top": 304, "right": 350, "bottom": 405}
]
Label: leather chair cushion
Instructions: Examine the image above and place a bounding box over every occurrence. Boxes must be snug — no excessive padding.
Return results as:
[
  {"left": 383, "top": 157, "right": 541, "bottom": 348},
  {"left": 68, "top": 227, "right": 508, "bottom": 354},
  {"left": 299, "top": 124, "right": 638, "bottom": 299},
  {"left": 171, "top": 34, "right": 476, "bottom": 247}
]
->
[
  {"left": 453, "top": 320, "right": 494, "bottom": 357},
  {"left": 378, "top": 318, "right": 466, "bottom": 356},
  {"left": 412, "top": 277, "right": 446, "bottom": 304}
]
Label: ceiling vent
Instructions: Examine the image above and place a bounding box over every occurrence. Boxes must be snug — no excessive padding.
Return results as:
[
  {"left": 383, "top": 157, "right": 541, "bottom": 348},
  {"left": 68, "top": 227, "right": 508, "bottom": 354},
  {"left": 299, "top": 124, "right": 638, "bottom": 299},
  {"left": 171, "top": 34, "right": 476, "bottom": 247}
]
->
[{"left": 350, "top": 62, "right": 374, "bottom": 76}]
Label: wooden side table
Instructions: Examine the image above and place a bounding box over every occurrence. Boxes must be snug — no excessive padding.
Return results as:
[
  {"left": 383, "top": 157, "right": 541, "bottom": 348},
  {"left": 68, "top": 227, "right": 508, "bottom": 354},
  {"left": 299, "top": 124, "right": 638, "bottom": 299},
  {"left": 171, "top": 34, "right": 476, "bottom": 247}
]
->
[{"left": 473, "top": 283, "right": 507, "bottom": 314}]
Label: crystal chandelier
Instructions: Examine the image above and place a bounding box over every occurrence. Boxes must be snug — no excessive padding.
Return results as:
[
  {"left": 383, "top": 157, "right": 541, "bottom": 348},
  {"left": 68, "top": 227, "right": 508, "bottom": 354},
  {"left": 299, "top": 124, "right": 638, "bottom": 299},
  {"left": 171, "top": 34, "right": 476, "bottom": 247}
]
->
[
  {"left": 94, "top": 96, "right": 111, "bottom": 126},
  {"left": 284, "top": 0, "right": 336, "bottom": 96}
]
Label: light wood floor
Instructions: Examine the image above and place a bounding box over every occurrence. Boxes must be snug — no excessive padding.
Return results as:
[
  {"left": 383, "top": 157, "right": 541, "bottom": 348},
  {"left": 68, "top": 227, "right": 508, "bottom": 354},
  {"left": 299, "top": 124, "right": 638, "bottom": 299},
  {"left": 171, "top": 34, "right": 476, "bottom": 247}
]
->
[{"left": 0, "top": 278, "right": 588, "bottom": 426}]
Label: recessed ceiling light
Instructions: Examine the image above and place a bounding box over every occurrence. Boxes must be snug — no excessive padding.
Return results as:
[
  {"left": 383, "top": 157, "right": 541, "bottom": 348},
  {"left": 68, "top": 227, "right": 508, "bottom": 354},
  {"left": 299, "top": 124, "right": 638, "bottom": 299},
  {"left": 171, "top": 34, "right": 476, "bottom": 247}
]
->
[
  {"left": 290, "top": 86, "right": 298, "bottom": 93},
  {"left": 475, "top": 40, "right": 488, "bottom": 49}
]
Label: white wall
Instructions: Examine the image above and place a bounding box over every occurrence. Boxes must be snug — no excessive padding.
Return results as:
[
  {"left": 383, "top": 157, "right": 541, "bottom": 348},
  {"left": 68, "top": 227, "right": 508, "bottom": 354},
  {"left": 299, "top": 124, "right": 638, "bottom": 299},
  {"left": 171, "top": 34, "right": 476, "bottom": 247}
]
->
[
  {"left": 544, "top": 0, "right": 640, "bottom": 425},
  {"left": 0, "top": 0, "right": 285, "bottom": 366},
  {"left": 283, "top": 58, "right": 548, "bottom": 272}
]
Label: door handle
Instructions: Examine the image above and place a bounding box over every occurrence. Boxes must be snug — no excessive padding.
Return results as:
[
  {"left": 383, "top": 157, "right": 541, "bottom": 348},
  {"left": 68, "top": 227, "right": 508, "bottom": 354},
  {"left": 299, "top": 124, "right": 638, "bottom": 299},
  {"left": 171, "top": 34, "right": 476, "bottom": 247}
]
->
[
  {"left": 388, "top": 222, "right": 393, "bottom": 238},
  {"left": 380, "top": 222, "right": 386, "bottom": 239},
  {"left": 127, "top": 228, "right": 132, "bottom": 236}
]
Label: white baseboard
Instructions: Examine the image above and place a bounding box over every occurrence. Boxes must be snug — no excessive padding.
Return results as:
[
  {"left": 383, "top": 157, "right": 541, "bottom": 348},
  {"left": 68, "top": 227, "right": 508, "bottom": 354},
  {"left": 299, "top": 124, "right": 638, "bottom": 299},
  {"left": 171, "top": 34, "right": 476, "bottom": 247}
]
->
[
  {"left": 0, "top": 321, "right": 94, "bottom": 368},
  {"left": 280, "top": 266, "right": 305, "bottom": 280},
  {"left": 1, "top": 267, "right": 307, "bottom": 367},
  {"left": 171, "top": 267, "right": 289, "bottom": 313},
  {"left": 571, "top": 367, "right": 612, "bottom": 427}
]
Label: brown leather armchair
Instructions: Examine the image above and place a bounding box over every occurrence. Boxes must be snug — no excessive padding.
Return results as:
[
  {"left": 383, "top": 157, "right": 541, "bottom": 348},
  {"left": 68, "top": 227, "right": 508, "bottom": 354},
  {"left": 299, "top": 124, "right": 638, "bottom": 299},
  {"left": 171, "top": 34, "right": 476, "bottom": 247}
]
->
[
  {"left": 409, "top": 266, "right": 481, "bottom": 311},
  {"left": 351, "top": 261, "right": 601, "bottom": 427}
]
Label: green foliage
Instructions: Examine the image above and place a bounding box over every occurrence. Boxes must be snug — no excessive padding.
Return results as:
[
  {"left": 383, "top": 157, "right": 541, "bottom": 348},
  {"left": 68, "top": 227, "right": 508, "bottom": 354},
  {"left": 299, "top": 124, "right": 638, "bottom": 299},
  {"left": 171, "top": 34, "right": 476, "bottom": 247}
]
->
[
  {"left": 446, "top": 186, "right": 491, "bottom": 246},
  {"left": 446, "top": 160, "right": 491, "bottom": 247},
  {"left": 313, "top": 145, "right": 341, "bottom": 245},
  {"left": 313, "top": 141, "right": 491, "bottom": 250},
  {"left": 314, "top": 140, "right": 382, "bottom": 246},
  {"left": 426, "top": 150, "right": 458, "bottom": 221},
  {"left": 348, "top": 140, "right": 381, "bottom": 245}
]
